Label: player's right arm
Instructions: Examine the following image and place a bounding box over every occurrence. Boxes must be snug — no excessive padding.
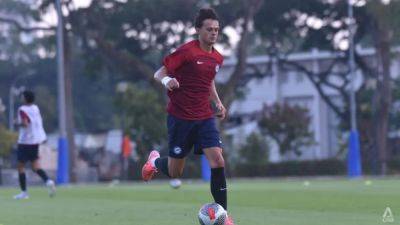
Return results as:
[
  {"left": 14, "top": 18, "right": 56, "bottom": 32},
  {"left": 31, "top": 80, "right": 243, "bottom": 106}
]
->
[
  {"left": 154, "top": 66, "right": 179, "bottom": 91},
  {"left": 15, "top": 110, "right": 30, "bottom": 127},
  {"left": 159, "top": 47, "right": 189, "bottom": 91}
]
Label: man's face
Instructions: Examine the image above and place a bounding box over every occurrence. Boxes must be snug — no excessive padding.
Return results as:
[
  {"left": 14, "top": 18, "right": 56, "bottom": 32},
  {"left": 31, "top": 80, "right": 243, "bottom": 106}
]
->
[{"left": 197, "top": 19, "right": 219, "bottom": 45}]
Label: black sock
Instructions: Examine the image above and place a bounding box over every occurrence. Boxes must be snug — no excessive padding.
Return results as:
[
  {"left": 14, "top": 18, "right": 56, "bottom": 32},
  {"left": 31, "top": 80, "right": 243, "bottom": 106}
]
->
[
  {"left": 18, "top": 173, "right": 26, "bottom": 192},
  {"left": 154, "top": 157, "right": 170, "bottom": 177},
  {"left": 211, "top": 167, "right": 227, "bottom": 210},
  {"left": 36, "top": 169, "right": 49, "bottom": 182}
]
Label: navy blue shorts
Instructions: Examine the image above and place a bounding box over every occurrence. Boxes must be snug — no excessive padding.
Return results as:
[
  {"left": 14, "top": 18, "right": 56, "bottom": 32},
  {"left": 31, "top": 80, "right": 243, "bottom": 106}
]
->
[
  {"left": 17, "top": 144, "right": 39, "bottom": 163},
  {"left": 167, "top": 114, "right": 222, "bottom": 158}
]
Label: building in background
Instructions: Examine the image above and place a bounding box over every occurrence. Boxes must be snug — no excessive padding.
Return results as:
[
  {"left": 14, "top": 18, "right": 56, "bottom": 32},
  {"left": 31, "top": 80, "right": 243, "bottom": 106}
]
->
[{"left": 219, "top": 47, "right": 400, "bottom": 162}]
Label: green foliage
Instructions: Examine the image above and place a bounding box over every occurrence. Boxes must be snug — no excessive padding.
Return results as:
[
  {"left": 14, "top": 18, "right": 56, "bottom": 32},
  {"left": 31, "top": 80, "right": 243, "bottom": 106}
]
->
[
  {"left": 33, "top": 85, "right": 57, "bottom": 132},
  {"left": 235, "top": 159, "right": 346, "bottom": 177},
  {"left": 238, "top": 132, "right": 269, "bottom": 166},
  {"left": 254, "top": 0, "right": 347, "bottom": 51},
  {"left": 253, "top": 0, "right": 400, "bottom": 52},
  {"left": 365, "top": 1, "right": 400, "bottom": 45},
  {"left": 71, "top": 64, "right": 121, "bottom": 132},
  {"left": 69, "top": 0, "right": 244, "bottom": 77},
  {"left": 0, "top": 0, "right": 257, "bottom": 134},
  {"left": 259, "top": 103, "right": 314, "bottom": 155},
  {"left": 390, "top": 78, "right": 400, "bottom": 131},
  {"left": 114, "top": 83, "right": 166, "bottom": 159},
  {"left": 0, "top": 125, "right": 17, "bottom": 157},
  {"left": 0, "top": 58, "right": 59, "bottom": 132}
]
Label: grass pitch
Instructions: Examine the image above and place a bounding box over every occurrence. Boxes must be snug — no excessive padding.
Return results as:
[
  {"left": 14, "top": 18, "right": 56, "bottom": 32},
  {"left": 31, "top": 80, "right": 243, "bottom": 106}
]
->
[{"left": 0, "top": 178, "right": 398, "bottom": 225}]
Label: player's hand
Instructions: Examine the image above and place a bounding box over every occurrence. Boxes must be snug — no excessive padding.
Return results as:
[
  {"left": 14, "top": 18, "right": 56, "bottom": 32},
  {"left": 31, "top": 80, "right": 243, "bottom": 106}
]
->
[
  {"left": 13, "top": 119, "right": 24, "bottom": 127},
  {"left": 161, "top": 76, "right": 179, "bottom": 91},
  {"left": 166, "top": 78, "right": 180, "bottom": 91},
  {"left": 215, "top": 102, "right": 226, "bottom": 120}
]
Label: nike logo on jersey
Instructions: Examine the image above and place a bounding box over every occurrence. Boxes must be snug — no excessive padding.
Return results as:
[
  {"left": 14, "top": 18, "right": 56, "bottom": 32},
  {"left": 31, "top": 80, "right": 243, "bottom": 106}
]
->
[{"left": 196, "top": 61, "right": 204, "bottom": 64}]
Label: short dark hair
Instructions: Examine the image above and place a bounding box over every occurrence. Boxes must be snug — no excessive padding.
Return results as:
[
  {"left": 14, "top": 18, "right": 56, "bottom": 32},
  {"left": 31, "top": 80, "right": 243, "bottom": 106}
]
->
[
  {"left": 194, "top": 8, "right": 219, "bottom": 28},
  {"left": 22, "top": 90, "right": 35, "bottom": 103}
]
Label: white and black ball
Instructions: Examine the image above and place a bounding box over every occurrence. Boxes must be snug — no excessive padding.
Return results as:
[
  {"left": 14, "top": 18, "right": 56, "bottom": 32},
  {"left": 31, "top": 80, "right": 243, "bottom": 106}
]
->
[
  {"left": 169, "top": 179, "right": 182, "bottom": 189},
  {"left": 198, "top": 203, "right": 227, "bottom": 225}
]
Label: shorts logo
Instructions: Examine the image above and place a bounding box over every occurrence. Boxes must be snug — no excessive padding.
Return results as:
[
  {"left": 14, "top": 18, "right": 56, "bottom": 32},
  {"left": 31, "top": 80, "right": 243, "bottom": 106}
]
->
[
  {"left": 173, "top": 146, "right": 182, "bottom": 154},
  {"left": 215, "top": 65, "right": 220, "bottom": 72}
]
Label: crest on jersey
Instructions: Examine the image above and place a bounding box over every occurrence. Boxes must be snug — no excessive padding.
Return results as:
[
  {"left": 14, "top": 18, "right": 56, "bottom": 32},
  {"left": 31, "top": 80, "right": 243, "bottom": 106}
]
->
[
  {"left": 173, "top": 146, "right": 182, "bottom": 155},
  {"left": 215, "top": 65, "right": 220, "bottom": 72}
]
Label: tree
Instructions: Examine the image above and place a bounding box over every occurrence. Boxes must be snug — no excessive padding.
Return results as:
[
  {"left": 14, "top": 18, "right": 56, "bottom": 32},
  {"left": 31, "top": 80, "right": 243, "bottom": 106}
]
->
[
  {"left": 69, "top": 0, "right": 207, "bottom": 92},
  {"left": 238, "top": 132, "right": 269, "bottom": 166},
  {"left": 0, "top": 99, "right": 15, "bottom": 159},
  {"left": 65, "top": 1, "right": 264, "bottom": 172},
  {"left": 114, "top": 83, "right": 166, "bottom": 162},
  {"left": 259, "top": 103, "right": 314, "bottom": 156},
  {"left": 364, "top": 1, "right": 400, "bottom": 174},
  {"left": 0, "top": 125, "right": 17, "bottom": 158},
  {"left": 254, "top": 0, "right": 356, "bottom": 122},
  {"left": 0, "top": 0, "right": 261, "bottom": 173},
  {"left": 0, "top": 0, "right": 80, "bottom": 180},
  {"left": 67, "top": 0, "right": 264, "bottom": 112},
  {"left": 32, "top": 85, "right": 58, "bottom": 132},
  {"left": 219, "top": 0, "right": 264, "bottom": 109},
  {"left": 252, "top": 0, "right": 400, "bottom": 174}
]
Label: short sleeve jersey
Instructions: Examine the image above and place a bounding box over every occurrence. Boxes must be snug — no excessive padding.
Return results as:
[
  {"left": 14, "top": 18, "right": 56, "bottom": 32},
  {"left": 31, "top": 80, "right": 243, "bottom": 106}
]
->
[
  {"left": 17, "top": 104, "right": 47, "bottom": 144},
  {"left": 163, "top": 40, "right": 224, "bottom": 120}
]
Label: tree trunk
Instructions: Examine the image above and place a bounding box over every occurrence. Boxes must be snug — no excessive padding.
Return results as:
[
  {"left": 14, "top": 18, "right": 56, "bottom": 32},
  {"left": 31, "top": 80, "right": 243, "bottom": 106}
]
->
[
  {"left": 372, "top": 24, "right": 392, "bottom": 175},
  {"left": 64, "top": 16, "right": 77, "bottom": 183},
  {"left": 221, "top": 0, "right": 263, "bottom": 109},
  {"left": 218, "top": 0, "right": 263, "bottom": 175}
]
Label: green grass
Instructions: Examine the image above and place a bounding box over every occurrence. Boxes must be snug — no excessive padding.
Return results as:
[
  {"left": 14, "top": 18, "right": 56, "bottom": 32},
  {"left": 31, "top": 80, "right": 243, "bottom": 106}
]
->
[{"left": 0, "top": 178, "right": 399, "bottom": 225}]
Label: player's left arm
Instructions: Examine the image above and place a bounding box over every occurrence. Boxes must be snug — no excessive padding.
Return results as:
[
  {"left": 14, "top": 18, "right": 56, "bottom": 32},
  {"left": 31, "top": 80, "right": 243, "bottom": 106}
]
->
[{"left": 210, "top": 80, "right": 226, "bottom": 120}]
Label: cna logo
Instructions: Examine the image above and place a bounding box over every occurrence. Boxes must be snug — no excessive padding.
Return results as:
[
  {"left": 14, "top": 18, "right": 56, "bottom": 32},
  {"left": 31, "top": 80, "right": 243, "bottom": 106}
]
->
[
  {"left": 173, "top": 146, "right": 182, "bottom": 154},
  {"left": 383, "top": 207, "right": 394, "bottom": 223}
]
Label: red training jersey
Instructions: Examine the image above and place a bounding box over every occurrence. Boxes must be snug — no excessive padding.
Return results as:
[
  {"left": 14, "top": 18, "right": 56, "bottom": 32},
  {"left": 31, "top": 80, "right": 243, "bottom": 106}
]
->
[{"left": 163, "top": 40, "right": 224, "bottom": 120}]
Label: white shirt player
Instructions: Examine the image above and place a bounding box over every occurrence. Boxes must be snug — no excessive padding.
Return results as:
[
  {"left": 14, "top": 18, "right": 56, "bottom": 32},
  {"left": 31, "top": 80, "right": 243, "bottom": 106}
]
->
[{"left": 17, "top": 104, "right": 47, "bottom": 145}]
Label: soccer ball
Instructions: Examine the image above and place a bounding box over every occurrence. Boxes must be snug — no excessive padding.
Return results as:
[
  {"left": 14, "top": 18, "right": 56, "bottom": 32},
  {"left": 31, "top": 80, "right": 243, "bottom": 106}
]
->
[
  {"left": 169, "top": 179, "right": 182, "bottom": 189},
  {"left": 198, "top": 203, "right": 227, "bottom": 225}
]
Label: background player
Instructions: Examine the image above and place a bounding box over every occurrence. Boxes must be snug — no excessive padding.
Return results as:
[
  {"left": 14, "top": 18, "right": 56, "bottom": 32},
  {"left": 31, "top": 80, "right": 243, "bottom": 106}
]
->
[{"left": 13, "top": 90, "right": 55, "bottom": 199}]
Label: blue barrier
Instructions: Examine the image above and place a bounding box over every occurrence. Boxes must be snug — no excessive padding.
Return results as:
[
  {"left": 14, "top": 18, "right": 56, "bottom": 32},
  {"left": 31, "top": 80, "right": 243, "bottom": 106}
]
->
[
  {"left": 57, "top": 137, "right": 69, "bottom": 184},
  {"left": 347, "top": 130, "right": 362, "bottom": 177},
  {"left": 201, "top": 155, "right": 211, "bottom": 181}
]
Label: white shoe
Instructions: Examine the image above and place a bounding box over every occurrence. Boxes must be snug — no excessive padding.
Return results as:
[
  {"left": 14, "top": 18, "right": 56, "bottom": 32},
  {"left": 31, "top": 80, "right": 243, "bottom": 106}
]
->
[
  {"left": 13, "top": 191, "right": 29, "bottom": 200},
  {"left": 46, "top": 179, "right": 56, "bottom": 198}
]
